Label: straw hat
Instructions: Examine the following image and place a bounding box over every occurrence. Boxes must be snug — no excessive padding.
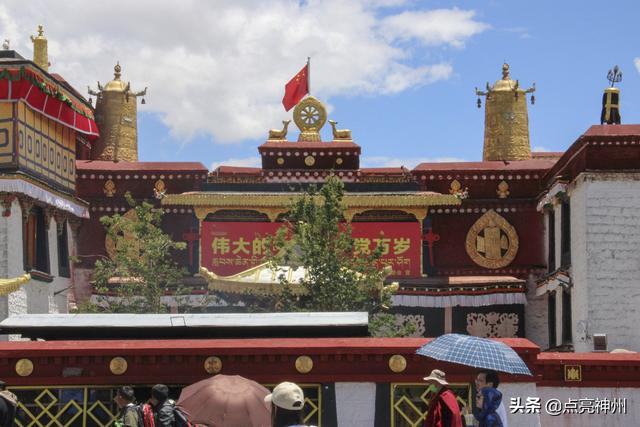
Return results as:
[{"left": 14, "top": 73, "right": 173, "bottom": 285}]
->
[{"left": 423, "top": 369, "right": 449, "bottom": 386}]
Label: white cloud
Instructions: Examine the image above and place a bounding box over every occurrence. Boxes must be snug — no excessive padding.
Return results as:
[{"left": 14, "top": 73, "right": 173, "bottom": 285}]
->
[
  {"left": 0, "top": 1, "right": 487, "bottom": 143},
  {"left": 362, "top": 155, "right": 467, "bottom": 169},
  {"left": 532, "top": 146, "right": 550, "bottom": 152},
  {"left": 635, "top": 58, "right": 640, "bottom": 73},
  {"left": 210, "top": 156, "right": 261, "bottom": 170},
  {"left": 379, "top": 8, "right": 490, "bottom": 48}
]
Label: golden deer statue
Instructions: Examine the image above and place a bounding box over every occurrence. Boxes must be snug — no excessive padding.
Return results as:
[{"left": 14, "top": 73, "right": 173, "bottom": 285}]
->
[
  {"left": 329, "top": 120, "right": 352, "bottom": 140},
  {"left": 268, "top": 120, "right": 290, "bottom": 141}
]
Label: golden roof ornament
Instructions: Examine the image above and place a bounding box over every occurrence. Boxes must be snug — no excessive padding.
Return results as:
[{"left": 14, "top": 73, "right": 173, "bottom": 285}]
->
[
  {"left": 88, "top": 62, "right": 147, "bottom": 162},
  {"left": 476, "top": 63, "right": 535, "bottom": 161},
  {"left": 293, "top": 96, "right": 326, "bottom": 142},
  {"left": 30, "top": 25, "right": 49, "bottom": 71},
  {"left": 601, "top": 65, "right": 622, "bottom": 125}
]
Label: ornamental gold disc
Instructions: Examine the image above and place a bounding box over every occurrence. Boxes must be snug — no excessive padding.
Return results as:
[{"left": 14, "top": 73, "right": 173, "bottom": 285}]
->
[
  {"left": 388, "top": 355, "right": 407, "bottom": 373},
  {"left": 465, "top": 209, "right": 519, "bottom": 269},
  {"left": 15, "top": 358, "right": 34, "bottom": 377},
  {"left": 109, "top": 357, "right": 128, "bottom": 375},
  {"left": 295, "top": 355, "right": 313, "bottom": 374},
  {"left": 204, "top": 356, "right": 223, "bottom": 374}
]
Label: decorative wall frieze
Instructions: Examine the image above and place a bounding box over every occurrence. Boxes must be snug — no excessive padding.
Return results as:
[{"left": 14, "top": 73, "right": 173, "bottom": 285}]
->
[
  {"left": 417, "top": 172, "right": 540, "bottom": 181},
  {"left": 0, "top": 193, "right": 16, "bottom": 217}
]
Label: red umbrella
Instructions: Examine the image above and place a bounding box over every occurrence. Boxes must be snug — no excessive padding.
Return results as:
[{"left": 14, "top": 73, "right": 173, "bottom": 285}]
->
[{"left": 177, "top": 374, "right": 271, "bottom": 427}]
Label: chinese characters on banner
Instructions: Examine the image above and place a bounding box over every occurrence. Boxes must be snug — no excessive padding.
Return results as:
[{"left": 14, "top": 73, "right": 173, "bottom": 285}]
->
[{"left": 200, "top": 221, "right": 421, "bottom": 277}]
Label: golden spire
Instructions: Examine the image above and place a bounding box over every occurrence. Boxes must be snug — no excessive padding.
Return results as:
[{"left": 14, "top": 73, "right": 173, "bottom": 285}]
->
[
  {"left": 30, "top": 25, "right": 49, "bottom": 71},
  {"left": 114, "top": 62, "right": 122, "bottom": 80},
  {"left": 88, "top": 62, "right": 147, "bottom": 162},
  {"left": 476, "top": 63, "right": 535, "bottom": 161}
]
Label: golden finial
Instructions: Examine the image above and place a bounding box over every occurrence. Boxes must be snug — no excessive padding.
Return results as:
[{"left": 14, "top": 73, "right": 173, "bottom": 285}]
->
[
  {"left": 30, "top": 24, "right": 49, "bottom": 71},
  {"left": 502, "top": 63, "right": 510, "bottom": 80},
  {"left": 114, "top": 62, "right": 122, "bottom": 80}
]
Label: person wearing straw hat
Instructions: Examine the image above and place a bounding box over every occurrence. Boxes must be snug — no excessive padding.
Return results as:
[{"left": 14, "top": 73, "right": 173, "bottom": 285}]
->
[{"left": 423, "top": 369, "right": 463, "bottom": 427}]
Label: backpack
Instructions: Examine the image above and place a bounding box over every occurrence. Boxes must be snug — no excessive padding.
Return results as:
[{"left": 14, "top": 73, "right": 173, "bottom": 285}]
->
[{"left": 172, "top": 406, "right": 192, "bottom": 427}]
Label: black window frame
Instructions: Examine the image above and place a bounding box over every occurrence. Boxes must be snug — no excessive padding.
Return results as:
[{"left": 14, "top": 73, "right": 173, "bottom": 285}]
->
[
  {"left": 560, "top": 200, "right": 571, "bottom": 267},
  {"left": 548, "top": 210, "right": 556, "bottom": 272},
  {"left": 548, "top": 291, "right": 557, "bottom": 349},
  {"left": 57, "top": 220, "right": 70, "bottom": 278}
]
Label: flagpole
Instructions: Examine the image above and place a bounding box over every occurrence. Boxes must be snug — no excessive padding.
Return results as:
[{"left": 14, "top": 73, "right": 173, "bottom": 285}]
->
[{"left": 307, "top": 56, "right": 311, "bottom": 95}]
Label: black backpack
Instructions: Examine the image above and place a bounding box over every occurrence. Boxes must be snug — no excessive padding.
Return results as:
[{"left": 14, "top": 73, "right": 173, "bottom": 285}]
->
[{"left": 172, "top": 406, "right": 192, "bottom": 427}]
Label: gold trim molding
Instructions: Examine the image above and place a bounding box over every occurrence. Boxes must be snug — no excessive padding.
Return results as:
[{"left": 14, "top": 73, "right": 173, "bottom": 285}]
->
[
  {"left": 0, "top": 274, "right": 31, "bottom": 296},
  {"left": 465, "top": 210, "right": 519, "bottom": 269},
  {"left": 171, "top": 192, "right": 457, "bottom": 222}
]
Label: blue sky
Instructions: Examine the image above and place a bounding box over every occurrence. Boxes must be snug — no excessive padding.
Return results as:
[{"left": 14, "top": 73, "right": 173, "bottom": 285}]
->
[{"left": 5, "top": 1, "right": 639, "bottom": 169}]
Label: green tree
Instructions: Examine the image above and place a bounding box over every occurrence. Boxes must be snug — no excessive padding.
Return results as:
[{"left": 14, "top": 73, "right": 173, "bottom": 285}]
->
[
  {"left": 81, "top": 193, "right": 188, "bottom": 313},
  {"left": 267, "top": 175, "right": 408, "bottom": 335}
]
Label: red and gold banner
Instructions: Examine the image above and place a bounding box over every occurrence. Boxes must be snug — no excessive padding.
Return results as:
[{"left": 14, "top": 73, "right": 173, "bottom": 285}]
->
[{"left": 201, "top": 221, "right": 421, "bottom": 278}]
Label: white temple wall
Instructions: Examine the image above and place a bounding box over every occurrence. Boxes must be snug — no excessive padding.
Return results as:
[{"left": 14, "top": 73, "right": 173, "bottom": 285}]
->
[
  {"left": 537, "top": 386, "right": 638, "bottom": 427},
  {"left": 335, "top": 382, "right": 376, "bottom": 427},
  {"left": 570, "top": 175, "right": 640, "bottom": 352}
]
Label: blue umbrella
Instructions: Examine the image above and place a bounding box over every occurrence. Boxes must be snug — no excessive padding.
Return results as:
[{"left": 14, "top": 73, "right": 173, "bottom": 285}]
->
[{"left": 416, "top": 334, "right": 532, "bottom": 376}]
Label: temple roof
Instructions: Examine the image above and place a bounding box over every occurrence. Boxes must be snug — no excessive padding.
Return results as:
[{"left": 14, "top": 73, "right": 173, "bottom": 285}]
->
[
  {"left": 76, "top": 160, "right": 208, "bottom": 171},
  {"left": 413, "top": 159, "right": 557, "bottom": 172}
]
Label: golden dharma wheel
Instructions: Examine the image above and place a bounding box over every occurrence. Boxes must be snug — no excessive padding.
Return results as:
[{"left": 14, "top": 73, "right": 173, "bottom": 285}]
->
[
  {"left": 304, "top": 156, "right": 316, "bottom": 167},
  {"left": 15, "top": 358, "right": 34, "bottom": 377},
  {"left": 293, "top": 96, "right": 326, "bottom": 132},
  {"left": 295, "top": 355, "right": 313, "bottom": 374},
  {"left": 109, "top": 356, "right": 128, "bottom": 375},
  {"left": 388, "top": 354, "right": 407, "bottom": 373},
  {"left": 204, "top": 356, "right": 223, "bottom": 374}
]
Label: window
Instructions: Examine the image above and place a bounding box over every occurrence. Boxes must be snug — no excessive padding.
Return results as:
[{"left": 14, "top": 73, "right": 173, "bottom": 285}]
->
[
  {"left": 561, "top": 200, "right": 571, "bottom": 267},
  {"left": 57, "top": 220, "right": 70, "bottom": 278},
  {"left": 548, "top": 291, "right": 556, "bottom": 348},
  {"left": 562, "top": 288, "right": 572, "bottom": 344},
  {"left": 548, "top": 210, "right": 556, "bottom": 272},
  {"left": 23, "top": 206, "right": 49, "bottom": 273}
]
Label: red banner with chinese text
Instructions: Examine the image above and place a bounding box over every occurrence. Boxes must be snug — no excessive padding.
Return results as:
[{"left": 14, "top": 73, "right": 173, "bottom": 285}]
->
[{"left": 200, "top": 221, "right": 421, "bottom": 277}]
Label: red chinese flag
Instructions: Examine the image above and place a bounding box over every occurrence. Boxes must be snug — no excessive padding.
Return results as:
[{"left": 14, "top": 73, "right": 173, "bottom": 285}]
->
[{"left": 282, "top": 64, "right": 309, "bottom": 111}]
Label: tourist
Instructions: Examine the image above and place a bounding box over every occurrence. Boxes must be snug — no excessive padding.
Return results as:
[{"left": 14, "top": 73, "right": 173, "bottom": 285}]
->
[
  {"left": 265, "top": 381, "right": 316, "bottom": 427},
  {"left": 474, "top": 370, "right": 507, "bottom": 426},
  {"left": 423, "top": 369, "right": 462, "bottom": 427},
  {"left": 474, "top": 388, "right": 503, "bottom": 427},
  {"left": 113, "top": 386, "right": 139, "bottom": 427},
  {"left": 140, "top": 384, "right": 174, "bottom": 427},
  {"left": 0, "top": 381, "right": 17, "bottom": 427}
]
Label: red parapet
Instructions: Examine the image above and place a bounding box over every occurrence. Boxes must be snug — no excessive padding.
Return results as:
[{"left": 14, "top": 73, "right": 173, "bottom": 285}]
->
[{"left": 0, "top": 337, "right": 540, "bottom": 386}]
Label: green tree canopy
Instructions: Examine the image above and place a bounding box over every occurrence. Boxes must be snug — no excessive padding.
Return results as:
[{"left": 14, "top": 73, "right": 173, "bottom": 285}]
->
[
  {"left": 81, "top": 193, "right": 187, "bottom": 313},
  {"left": 267, "top": 175, "right": 405, "bottom": 335}
]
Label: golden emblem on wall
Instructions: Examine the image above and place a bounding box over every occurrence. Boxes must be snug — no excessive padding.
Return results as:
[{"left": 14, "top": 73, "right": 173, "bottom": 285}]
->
[
  {"left": 15, "top": 358, "right": 34, "bottom": 377},
  {"left": 449, "top": 180, "right": 461, "bottom": 195},
  {"left": 204, "top": 356, "right": 223, "bottom": 374},
  {"left": 295, "top": 355, "right": 313, "bottom": 374},
  {"left": 293, "top": 96, "right": 326, "bottom": 142},
  {"left": 564, "top": 365, "right": 582, "bottom": 382},
  {"left": 465, "top": 210, "right": 519, "bottom": 269},
  {"left": 388, "top": 355, "right": 407, "bottom": 373},
  {"left": 103, "top": 179, "right": 116, "bottom": 197},
  {"left": 497, "top": 181, "right": 510, "bottom": 199},
  {"left": 109, "top": 357, "right": 128, "bottom": 375},
  {"left": 304, "top": 155, "right": 316, "bottom": 167}
]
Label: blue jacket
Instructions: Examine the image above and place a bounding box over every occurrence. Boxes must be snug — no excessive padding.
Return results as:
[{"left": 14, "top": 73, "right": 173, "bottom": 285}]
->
[{"left": 475, "top": 388, "right": 503, "bottom": 427}]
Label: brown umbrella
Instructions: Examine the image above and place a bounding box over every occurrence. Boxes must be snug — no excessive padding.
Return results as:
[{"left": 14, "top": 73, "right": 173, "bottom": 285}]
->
[{"left": 177, "top": 374, "right": 271, "bottom": 427}]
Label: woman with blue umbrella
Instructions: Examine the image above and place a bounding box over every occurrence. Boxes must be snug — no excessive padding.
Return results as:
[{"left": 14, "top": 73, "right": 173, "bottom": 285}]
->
[{"left": 416, "top": 334, "right": 532, "bottom": 427}]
